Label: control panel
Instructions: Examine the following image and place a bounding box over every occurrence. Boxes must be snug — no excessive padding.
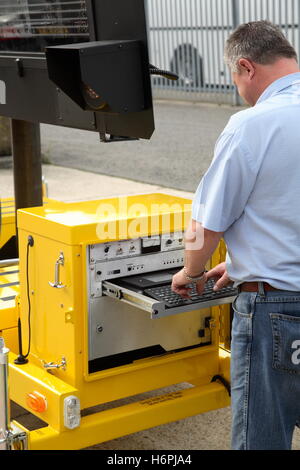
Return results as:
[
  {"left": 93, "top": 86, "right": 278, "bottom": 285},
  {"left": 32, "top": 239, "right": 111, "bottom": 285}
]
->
[
  {"left": 90, "top": 238, "right": 142, "bottom": 261},
  {"left": 88, "top": 232, "right": 185, "bottom": 286}
]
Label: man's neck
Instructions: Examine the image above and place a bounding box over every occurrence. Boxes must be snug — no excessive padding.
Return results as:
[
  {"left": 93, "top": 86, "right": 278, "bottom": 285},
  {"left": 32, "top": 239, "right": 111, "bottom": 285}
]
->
[{"left": 254, "top": 59, "right": 300, "bottom": 104}]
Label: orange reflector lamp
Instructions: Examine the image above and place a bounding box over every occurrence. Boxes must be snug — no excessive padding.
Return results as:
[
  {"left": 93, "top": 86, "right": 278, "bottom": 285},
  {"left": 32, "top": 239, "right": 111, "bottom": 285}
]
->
[{"left": 26, "top": 391, "right": 47, "bottom": 413}]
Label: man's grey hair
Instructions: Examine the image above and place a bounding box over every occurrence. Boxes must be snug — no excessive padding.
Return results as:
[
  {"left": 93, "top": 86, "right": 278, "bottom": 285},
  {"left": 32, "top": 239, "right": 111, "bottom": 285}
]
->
[{"left": 224, "top": 20, "right": 298, "bottom": 73}]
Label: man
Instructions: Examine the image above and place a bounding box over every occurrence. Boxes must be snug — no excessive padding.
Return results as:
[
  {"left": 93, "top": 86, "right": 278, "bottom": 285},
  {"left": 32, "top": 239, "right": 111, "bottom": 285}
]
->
[{"left": 171, "top": 21, "right": 300, "bottom": 450}]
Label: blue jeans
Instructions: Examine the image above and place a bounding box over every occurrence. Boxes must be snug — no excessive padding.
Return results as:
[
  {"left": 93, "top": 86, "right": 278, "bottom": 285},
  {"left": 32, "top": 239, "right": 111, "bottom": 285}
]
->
[{"left": 231, "top": 284, "right": 300, "bottom": 450}]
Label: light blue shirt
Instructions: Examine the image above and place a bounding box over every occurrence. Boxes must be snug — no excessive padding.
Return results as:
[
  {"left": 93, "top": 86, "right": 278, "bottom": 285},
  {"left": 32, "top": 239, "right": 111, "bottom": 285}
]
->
[{"left": 192, "top": 72, "right": 300, "bottom": 291}]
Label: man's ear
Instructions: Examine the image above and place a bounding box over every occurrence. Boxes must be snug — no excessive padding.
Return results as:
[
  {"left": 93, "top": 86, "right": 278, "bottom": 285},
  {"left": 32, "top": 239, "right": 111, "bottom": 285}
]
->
[{"left": 238, "top": 58, "right": 255, "bottom": 79}]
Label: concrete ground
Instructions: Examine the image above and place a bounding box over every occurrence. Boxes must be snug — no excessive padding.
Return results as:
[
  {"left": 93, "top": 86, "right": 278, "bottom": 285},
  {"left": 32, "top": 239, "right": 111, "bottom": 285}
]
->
[
  {"left": 40, "top": 100, "right": 239, "bottom": 193},
  {"left": 1, "top": 157, "right": 300, "bottom": 451}
]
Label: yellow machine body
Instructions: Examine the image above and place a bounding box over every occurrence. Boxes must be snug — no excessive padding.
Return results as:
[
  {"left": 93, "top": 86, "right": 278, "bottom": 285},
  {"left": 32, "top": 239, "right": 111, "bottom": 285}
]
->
[
  {"left": 1, "top": 193, "right": 231, "bottom": 450},
  {"left": 0, "top": 197, "right": 66, "bottom": 354}
]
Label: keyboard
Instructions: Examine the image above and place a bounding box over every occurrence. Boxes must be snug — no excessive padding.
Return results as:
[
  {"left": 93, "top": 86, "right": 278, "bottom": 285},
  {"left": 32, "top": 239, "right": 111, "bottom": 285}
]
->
[{"left": 144, "top": 279, "right": 238, "bottom": 308}]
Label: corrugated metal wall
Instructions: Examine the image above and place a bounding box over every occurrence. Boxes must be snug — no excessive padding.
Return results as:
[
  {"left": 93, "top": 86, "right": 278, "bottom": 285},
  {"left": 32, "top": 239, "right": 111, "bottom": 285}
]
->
[{"left": 147, "top": 0, "right": 300, "bottom": 105}]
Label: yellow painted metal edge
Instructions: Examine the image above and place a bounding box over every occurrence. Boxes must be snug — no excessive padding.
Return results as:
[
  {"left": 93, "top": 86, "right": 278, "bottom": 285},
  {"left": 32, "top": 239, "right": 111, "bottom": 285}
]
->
[
  {"left": 84, "top": 343, "right": 219, "bottom": 382},
  {"left": 0, "top": 220, "right": 15, "bottom": 251},
  {"left": 219, "top": 348, "right": 231, "bottom": 384},
  {"left": 0, "top": 305, "right": 18, "bottom": 331},
  {"left": 0, "top": 269, "right": 19, "bottom": 329},
  {"left": 27, "top": 382, "right": 230, "bottom": 450},
  {"left": 17, "top": 194, "right": 192, "bottom": 246},
  {"left": 1, "top": 327, "right": 19, "bottom": 354}
]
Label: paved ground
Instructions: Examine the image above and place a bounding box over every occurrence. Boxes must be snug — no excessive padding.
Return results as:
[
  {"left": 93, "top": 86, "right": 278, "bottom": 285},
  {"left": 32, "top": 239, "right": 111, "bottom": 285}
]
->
[
  {"left": 1, "top": 100, "right": 300, "bottom": 450},
  {"left": 40, "top": 100, "right": 239, "bottom": 193}
]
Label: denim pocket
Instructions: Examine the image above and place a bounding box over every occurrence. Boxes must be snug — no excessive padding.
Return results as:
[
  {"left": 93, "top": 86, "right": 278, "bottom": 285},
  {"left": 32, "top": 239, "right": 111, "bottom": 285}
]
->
[
  {"left": 270, "top": 313, "right": 300, "bottom": 375},
  {"left": 231, "top": 295, "right": 254, "bottom": 338},
  {"left": 232, "top": 294, "right": 254, "bottom": 318}
]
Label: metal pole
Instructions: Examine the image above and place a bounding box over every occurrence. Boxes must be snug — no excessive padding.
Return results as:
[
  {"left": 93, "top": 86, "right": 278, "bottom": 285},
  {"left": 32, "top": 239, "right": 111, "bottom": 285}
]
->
[
  {"left": 231, "top": 0, "right": 239, "bottom": 33},
  {"left": 231, "top": 0, "right": 240, "bottom": 106},
  {"left": 0, "top": 337, "right": 10, "bottom": 451},
  {"left": 11, "top": 119, "right": 43, "bottom": 213},
  {"left": 0, "top": 258, "right": 19, "bottom": 269},
  {"left": 10, "top": 119, "right": 43, "bottom": 256}
]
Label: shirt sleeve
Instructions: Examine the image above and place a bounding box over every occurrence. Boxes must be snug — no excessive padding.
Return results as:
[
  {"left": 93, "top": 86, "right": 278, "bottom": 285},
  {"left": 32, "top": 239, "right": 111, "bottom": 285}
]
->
[{"left": 192, "top": 129, "right": 258, "bottom": 232}]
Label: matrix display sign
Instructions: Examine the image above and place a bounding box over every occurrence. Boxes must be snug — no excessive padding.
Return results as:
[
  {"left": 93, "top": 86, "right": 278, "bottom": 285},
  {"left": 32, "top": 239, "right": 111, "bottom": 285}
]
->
[{"left": 0, "top": 0, "right": 89, "bottom": 52}]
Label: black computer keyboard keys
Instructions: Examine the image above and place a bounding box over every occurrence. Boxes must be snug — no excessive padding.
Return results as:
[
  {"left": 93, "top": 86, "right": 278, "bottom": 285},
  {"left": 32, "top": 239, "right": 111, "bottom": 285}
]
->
[{"left": 144, "top": 279, "right": 238, "bottom": 308}]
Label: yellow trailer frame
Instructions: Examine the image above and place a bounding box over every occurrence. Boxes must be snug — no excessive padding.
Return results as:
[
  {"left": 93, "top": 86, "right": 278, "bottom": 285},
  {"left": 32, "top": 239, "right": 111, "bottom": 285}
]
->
[{"left": 7, "top": 347, "right": 230, "bottom": 450}]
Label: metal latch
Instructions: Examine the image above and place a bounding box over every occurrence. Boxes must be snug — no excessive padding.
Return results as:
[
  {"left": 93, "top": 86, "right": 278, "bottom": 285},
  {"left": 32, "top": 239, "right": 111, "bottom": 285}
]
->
[
  {"left": 41, "top": 356, "right": 67, "bottom": 371},
  {"left": 49, "top": 252, "right": 66, "bottom": 289},
  {"left": 0, "top": 426, "right": 28, "bottom": 450}
]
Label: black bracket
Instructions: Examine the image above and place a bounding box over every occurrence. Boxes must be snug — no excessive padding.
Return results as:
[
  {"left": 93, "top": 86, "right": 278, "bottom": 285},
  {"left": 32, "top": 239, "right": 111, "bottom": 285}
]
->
[
  {"left": 15, "top": 58, "right": 24, "bottom": 78},
  {"left": 99, "top": 132, "right": 138, "bottom": 143},
  {"left": 211, "top": 375, "right": 231, "bottom": 397}
]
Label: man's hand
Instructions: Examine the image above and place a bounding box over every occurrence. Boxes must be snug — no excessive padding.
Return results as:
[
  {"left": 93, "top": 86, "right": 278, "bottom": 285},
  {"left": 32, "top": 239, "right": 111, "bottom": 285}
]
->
[
  {"left": 171, "top": 268, "right": 207, "bottom": 298},
  {"left": 206, "top": 262, "right": 231, "bottom": 291}
]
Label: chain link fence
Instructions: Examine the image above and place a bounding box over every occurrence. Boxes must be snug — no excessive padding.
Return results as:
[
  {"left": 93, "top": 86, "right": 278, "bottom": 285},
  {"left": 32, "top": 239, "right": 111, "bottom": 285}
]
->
[{"left": 147, "top": 0, "right": 300, "bottom": 105}]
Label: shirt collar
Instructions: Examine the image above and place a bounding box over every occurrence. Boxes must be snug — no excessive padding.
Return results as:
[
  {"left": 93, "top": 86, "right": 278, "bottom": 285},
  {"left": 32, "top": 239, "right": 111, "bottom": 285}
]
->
[{"left": 256, "top": 72, "right": 300, "bottom": 104}]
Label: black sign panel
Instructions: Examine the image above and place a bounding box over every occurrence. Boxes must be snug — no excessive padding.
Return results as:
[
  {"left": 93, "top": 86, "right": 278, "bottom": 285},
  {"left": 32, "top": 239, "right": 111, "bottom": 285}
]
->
[
  {"left": 0, "top": 0, "right": 155, "bottom": 140},
  {"left": 0, "top": 0, "right": 89, "bottom": 52}
]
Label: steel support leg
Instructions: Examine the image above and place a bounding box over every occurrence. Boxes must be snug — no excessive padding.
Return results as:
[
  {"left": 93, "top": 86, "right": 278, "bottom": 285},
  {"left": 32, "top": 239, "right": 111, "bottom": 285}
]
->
[
  {"left": 11, "top": 119, "right": 43, "bottom": 213},
  {"left": 10, "top": 119, "right": 43, "bottom": 256},
  {"left": 0, "top": 337, "right": 10, "bottom": 450}
]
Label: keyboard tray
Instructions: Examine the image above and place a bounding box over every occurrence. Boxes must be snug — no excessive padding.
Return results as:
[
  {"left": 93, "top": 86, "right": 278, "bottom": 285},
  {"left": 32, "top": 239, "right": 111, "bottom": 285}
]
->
[
  {"left": 102, "top": 269, "right": 238, "bottom": 319},
  {"left": 144, "top": 279, "right": 238, "bottom": 309}
]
